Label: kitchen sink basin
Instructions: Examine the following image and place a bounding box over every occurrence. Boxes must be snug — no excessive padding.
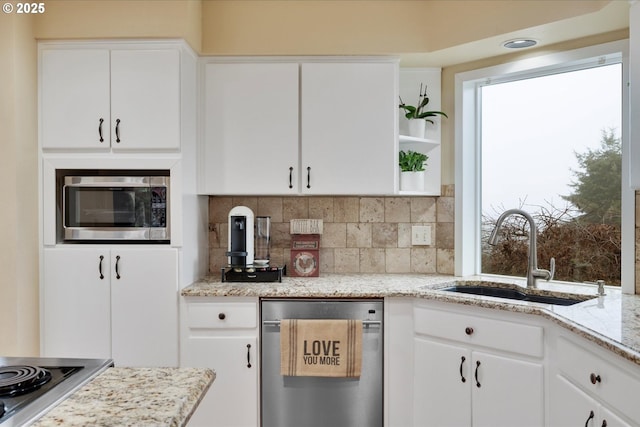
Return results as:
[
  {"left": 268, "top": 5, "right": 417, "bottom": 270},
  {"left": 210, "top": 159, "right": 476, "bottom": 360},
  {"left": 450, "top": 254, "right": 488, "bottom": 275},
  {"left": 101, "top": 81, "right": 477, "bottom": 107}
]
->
[{"left": 441, "top": 284, "right": 593, "bottom": 306}]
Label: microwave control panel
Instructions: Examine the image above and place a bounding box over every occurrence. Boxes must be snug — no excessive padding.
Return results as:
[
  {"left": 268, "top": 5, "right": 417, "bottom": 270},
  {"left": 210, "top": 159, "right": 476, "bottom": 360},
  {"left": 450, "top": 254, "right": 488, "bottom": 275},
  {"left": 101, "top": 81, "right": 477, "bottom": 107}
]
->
[{"left": 151, "top": 187, "right": 167, "bottom": 227}]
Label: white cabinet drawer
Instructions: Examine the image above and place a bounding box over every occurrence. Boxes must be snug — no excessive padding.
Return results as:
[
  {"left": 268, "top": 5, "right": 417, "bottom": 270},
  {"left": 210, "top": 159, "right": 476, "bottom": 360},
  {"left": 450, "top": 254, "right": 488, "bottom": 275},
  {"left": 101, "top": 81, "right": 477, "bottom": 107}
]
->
[
  {"left": 413, "top": 306, "right": 543, "bottom": 357},
  {"left": 557, "top": 337, "right": 640, "bottom": 422},
  {"left": 186, "top": 302, "right": 257, "bottom": 329}
]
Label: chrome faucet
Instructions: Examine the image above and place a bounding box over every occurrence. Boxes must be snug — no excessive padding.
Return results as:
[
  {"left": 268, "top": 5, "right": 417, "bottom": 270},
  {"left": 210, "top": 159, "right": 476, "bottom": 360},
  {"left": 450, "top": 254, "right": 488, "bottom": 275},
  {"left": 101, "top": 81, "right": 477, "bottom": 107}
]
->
[{"left": 488, "top": 209, "right": 555, "bottom": 288}]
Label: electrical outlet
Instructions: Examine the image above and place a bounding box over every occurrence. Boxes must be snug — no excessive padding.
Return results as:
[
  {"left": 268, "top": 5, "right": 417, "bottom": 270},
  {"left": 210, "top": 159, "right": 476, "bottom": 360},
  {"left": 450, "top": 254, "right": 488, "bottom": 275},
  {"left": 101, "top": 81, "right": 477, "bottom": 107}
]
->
[{"left": 411, "top": 225, "right": 432, "bottom": 246}]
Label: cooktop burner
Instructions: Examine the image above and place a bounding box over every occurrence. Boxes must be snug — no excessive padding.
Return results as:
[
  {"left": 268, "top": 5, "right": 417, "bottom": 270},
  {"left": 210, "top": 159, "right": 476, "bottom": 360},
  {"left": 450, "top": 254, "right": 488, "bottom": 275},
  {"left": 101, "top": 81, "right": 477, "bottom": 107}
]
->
[{"left": 0, "top": 366, "right": 52, "bottom": 397}]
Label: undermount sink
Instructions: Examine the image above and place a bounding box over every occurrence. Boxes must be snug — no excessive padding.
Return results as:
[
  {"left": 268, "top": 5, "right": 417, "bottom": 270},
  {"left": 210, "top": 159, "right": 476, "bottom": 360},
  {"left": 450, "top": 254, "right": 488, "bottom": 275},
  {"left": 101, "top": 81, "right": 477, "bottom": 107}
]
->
[{"left": 441, "top": 283, "right": 594, "bottom": 306}]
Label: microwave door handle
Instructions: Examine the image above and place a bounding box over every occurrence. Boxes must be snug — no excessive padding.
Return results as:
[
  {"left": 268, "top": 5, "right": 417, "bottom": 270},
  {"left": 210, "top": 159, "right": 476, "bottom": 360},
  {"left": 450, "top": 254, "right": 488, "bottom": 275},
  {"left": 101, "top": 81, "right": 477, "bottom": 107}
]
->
[{"left": 64, "top": 180, "right": 151, "bottom": 188}]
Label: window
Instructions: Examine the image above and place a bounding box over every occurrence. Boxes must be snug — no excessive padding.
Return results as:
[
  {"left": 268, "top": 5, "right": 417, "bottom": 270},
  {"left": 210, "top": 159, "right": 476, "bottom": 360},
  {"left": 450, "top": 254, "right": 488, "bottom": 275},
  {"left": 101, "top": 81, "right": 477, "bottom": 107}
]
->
[{"left": 455, "top": 40, "right": 634, "bottom": 293}]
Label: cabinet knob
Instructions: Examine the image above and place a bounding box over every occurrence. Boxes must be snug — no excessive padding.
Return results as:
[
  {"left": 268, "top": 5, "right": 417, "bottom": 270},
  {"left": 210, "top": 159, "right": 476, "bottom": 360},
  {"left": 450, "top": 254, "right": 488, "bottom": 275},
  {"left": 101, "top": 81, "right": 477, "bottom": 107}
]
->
[
  {"left": 590, "top": 373, "right": 601, "bottom": 384},
  {"left": 465, "top": 327, "right": 474, "bottom": 335},
  {"left": 218, "top": 313, "right": 226, "bottom": 320}
]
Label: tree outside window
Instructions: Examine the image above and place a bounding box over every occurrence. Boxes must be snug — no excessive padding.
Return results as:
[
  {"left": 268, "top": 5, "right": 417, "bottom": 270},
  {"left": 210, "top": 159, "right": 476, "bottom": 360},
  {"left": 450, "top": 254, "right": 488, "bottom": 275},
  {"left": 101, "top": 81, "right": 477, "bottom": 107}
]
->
[{"left": 480, "top": 64, "right": 622, "bottom": 285}]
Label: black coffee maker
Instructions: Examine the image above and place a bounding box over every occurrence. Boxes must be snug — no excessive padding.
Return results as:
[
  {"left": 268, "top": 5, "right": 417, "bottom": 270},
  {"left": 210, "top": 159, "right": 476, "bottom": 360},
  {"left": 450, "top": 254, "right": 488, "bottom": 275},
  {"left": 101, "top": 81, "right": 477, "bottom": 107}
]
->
[
  {"left": 226, "top": 206, "right": 254, "bottom": 267},
  {"left": 221, "top": 206, "right": 283, "bottom": 282}
]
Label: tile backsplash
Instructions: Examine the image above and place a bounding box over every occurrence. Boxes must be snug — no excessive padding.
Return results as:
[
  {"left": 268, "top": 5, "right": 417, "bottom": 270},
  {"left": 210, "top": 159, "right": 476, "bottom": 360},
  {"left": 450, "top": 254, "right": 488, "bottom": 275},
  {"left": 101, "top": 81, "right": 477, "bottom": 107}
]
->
[{"left": 208, "top": 186, "right": 455, "bottom": 275}]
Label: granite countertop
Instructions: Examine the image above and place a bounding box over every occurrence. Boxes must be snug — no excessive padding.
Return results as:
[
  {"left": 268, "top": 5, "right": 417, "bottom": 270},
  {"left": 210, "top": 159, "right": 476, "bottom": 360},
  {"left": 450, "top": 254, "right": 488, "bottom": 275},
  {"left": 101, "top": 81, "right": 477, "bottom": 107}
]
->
[
  {"left": 183, "top": 273, "right": 640, "bottom": 367},
  {"left": 31, "top": 367, "right": 215, "bottom": 427}
]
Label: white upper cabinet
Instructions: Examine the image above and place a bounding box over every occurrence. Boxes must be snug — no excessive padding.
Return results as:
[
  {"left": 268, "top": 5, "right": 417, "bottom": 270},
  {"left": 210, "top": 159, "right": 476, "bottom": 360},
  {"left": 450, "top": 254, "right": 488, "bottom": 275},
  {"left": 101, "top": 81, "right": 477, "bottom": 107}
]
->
[
  {"left": 40, "top": 46, "right": 180, "bottom": 152},
  {"left": 199, "top": 58, "right": 398, "bottom": 195},
  {"left": 200, "top": 62, "right": 300, "bottom": 194},
  {"left": 40, "top": 49, "right": 111, "bottom": 150},
  {"left": 300, "top": 62, "right": 397, "bottom": 195},
  {"left": 110, "top": 50, "right": 181, "bottom": 151}
]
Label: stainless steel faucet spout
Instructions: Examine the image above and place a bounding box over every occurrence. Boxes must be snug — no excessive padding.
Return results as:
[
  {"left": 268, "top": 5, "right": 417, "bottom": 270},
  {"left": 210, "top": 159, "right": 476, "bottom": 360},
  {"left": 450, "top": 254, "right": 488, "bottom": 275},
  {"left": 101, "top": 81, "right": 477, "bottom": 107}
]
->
[{"left": 488, "top": 209, "right": 555, "bottom": 288}]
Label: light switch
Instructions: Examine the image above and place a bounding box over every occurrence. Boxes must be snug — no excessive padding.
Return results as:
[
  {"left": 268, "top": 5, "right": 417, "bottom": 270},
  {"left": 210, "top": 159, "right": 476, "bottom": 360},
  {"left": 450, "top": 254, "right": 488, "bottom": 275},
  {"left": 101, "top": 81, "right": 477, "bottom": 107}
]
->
[{"left": 411, "top": 225, "right": 432, "bottom": 246}]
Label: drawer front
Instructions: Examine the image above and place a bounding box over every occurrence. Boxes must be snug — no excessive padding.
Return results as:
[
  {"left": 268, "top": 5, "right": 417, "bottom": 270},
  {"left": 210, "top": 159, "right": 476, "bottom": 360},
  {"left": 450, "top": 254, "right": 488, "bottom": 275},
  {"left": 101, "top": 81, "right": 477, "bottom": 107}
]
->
[
  {"left": 413, "top": 306, "right": 543, "bottom": 357},
  {"left": 557, "top": 337, "right": 640, "bottom": 422},
  {"left": 186, "top": 302, "right": 257, "bottom": 329}
]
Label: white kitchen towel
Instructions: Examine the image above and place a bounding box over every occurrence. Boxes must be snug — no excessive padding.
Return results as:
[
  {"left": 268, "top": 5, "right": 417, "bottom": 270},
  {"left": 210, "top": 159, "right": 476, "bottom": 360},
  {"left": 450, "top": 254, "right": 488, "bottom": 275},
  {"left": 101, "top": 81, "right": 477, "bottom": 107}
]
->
[{"left": 280, "top": 319, "right": 363, "bottom": 378}]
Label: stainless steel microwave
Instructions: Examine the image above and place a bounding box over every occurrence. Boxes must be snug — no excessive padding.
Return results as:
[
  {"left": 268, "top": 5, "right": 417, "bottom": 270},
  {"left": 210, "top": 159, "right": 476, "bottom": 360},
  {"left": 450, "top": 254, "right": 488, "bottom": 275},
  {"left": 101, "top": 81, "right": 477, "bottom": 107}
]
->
[{"left": 62, "top": 176, "right": 169, "bottom": 242}]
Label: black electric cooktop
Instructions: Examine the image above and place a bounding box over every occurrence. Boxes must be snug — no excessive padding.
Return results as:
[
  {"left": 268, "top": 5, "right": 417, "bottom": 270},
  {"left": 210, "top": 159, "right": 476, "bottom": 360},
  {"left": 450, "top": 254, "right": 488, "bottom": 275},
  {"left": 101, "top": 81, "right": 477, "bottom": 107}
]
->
[{"left": 0, "top": 357, "right": 113, "bottom": 426}]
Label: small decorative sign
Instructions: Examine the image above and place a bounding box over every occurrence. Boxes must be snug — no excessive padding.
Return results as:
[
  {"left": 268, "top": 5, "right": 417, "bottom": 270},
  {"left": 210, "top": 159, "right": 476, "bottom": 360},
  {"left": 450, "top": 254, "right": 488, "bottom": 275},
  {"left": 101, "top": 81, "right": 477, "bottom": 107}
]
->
[{"left": 290, "top": 234, "right": 320, "bottom": 277}]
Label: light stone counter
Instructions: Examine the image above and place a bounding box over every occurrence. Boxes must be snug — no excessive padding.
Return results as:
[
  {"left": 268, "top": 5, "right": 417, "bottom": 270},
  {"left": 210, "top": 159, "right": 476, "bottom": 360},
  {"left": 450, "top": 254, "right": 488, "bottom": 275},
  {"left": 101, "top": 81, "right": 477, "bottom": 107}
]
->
[
  {"left": 31, "top": 367, "right": 215, "bottom": 427},
  {"left": 182, "top": 273, "right": 640, "bottom": 367}
]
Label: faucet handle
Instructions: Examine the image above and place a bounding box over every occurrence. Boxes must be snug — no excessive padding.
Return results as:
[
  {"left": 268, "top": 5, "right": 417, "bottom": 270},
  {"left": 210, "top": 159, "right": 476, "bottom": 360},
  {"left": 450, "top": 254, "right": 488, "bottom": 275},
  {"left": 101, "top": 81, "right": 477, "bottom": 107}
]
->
[{"left": 548, "top": 257, "right": 555, "bottom": 281}]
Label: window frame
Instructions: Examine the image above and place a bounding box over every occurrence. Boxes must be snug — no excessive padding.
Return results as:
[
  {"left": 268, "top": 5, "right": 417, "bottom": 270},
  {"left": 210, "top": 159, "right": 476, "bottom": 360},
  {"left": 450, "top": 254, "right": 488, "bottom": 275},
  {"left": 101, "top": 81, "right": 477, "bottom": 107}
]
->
[{"left": 454, "top": 39, "right": 634, "bottom": 294}]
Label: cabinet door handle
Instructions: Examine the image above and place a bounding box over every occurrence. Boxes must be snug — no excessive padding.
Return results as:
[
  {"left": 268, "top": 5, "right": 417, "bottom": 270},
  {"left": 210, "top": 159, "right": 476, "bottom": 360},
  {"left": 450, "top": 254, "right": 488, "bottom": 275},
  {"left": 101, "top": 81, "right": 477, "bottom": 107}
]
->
[
  {"left": 465, "top": 327, "right": 474, "bottom": 335},
  {"left": 585, "top": 410, "right": 595, "bottom": 427},
  {"left": 246, "top": 344, "right": 252, "bottom": 368},
  {"left": 289, "top": 167, "right": 294, "bottom": 189},
  {"left": 590, "top": 373, "right": 601, "bottom": 384},
  {"left": 306, "top": 166, "right": 311, "bottom": 189},
  {"left": 601, "top": 420, "right": 607, "bottom": 427},
  {"left": 459, "top": 356, "right": 466, "bottom": 383},
  {"left": 115, "top": 255, "right": 121, "bottom": 279},
  {"left": 218, "top": 313, "right": 226, "bottom": 320},
  {"left": 98, "top": 255, "right": 105, "bottom": 280},
  {"left": 98, "top": 118, "right": 104, "bottom": 142},
  {"left": 115, "top": 118, "right": 121, "bottom": 143},
  {"left": 474, "top": 360, "right": 481, "bottom": 388}
]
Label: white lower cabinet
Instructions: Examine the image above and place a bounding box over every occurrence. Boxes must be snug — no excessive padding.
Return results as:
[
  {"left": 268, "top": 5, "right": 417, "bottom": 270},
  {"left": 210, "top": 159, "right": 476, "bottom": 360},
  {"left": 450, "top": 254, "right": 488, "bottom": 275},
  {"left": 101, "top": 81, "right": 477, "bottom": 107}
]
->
[
  {"left": 549, "top": 334, "right": 640, "bottom": 427},
  {"left": 41, "top": 247, "right": 178, "bottom": 366},
  {"left": 181, "top": 297, "right": 259, "bottom": 427},
  {"left": 412, "top": 301, "right": 544, "bottom": 427},
  {"left": 551, "top": 375, "right": 632, "bottom": 427}
]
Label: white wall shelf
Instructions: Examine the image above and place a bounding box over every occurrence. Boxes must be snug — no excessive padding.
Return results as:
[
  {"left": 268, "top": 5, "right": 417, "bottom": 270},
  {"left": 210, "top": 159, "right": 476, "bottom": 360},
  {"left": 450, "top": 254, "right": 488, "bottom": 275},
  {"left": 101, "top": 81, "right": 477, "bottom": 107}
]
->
[
  {"left": 399, "top": 135, "right": 440, "bottom": 152},
  {"left": 398, "top": 68, "right": 443, "bottom": 196}
]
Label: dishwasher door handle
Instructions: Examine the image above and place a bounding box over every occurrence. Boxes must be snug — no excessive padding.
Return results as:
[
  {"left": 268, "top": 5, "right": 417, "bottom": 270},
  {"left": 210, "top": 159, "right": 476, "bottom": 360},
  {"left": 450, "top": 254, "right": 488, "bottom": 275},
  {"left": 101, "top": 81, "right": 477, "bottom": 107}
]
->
[{"left": 263, "top": 320, "right": 382, "bottom": 327}]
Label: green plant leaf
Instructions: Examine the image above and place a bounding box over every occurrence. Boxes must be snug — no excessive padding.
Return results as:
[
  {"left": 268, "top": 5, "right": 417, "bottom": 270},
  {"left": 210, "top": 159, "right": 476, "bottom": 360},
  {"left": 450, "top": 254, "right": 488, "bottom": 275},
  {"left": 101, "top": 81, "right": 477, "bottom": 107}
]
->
[
  {"left": 416, "top": 110, "right": 448, "bottom": 119},
  {"left": 399, "top": 149, "right": 428, "bottom": 172}
]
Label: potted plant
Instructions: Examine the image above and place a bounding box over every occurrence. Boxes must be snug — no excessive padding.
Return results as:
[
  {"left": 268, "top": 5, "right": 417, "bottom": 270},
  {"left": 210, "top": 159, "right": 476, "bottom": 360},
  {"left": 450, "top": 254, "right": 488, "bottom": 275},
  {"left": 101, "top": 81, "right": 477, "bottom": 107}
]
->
[
  {"left": 399, "top": 83, "right": 448, "bottom": 139},
  {"left": 399, "top": 150, "right": 428, "bottom": 192}
]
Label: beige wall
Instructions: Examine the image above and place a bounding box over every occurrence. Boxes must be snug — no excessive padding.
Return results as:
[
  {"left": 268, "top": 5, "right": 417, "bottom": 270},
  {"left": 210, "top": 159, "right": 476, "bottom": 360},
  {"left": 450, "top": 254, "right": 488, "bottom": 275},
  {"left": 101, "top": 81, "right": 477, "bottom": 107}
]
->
[
  {"left": 0, "top": 13, "right": 39, "bottom": 356},
  {"left": 34, "top": 0, "right": 202, "bottom": 52}
]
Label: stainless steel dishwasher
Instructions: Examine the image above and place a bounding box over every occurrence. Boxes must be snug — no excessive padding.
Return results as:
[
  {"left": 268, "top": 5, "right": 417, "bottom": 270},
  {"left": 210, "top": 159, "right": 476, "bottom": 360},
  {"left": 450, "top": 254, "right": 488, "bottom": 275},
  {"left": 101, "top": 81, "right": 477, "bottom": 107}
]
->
[{"left": 261, "top": 298, "right": 383, "bottom": 427}]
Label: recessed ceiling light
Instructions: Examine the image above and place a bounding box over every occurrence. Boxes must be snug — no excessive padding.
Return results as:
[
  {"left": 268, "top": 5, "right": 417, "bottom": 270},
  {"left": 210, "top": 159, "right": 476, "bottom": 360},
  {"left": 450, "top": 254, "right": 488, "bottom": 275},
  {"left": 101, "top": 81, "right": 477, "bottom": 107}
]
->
[{"left": 503, "top": 39, "right": 538, "bottom": 49}]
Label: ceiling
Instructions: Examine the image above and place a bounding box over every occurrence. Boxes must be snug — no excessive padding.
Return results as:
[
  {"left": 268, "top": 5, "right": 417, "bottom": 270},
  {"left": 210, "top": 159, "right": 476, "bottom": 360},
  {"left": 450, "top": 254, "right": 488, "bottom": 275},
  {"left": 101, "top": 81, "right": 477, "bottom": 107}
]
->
[{"left": 400, "top": 0, "right": 629, "bottom": 67}]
